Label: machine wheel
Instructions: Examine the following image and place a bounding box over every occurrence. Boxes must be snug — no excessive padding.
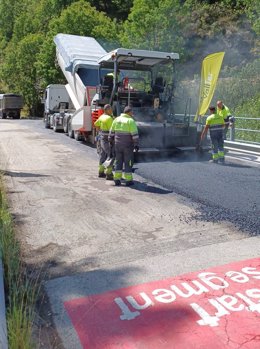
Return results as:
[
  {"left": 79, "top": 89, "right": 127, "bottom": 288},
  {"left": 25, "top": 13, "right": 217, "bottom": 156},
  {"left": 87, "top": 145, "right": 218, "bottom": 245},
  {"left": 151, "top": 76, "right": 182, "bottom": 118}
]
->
[
  {"left": 68, "top": 119, "right": 74, "bottom": 138},
  {"left": 2, "top": 113, "right": 7, "bottom": 119}
]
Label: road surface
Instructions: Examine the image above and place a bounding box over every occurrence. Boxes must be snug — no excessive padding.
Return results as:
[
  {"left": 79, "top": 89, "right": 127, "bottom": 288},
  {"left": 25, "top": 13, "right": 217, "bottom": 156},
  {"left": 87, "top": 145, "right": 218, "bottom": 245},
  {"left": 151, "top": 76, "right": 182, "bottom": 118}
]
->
[{"left": 0, "top": 119, "right": 259, "bottom": 349}]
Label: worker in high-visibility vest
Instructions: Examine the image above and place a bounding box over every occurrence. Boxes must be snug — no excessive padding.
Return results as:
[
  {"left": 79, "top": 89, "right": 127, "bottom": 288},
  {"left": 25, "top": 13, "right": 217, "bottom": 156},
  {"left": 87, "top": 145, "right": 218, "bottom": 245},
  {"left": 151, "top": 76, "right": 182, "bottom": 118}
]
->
[
  {"left": 94, "top": 104, "right": 114, "bottom": 180},
  {"left": 217, "top": 100, "right": 235, "bottom": 140},
  {"left": 200, "top": 106, "right": 225, "bottom": 163},
  {"left": 109, "top": 106, "right": 139, "bottom": 186}
]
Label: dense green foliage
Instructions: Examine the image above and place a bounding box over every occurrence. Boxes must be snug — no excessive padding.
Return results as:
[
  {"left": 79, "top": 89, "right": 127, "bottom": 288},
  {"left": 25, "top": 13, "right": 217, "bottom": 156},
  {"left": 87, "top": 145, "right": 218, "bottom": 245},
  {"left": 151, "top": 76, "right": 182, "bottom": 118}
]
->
[{"left": 0, "top": 0, "right": 259, "bottom": 130}]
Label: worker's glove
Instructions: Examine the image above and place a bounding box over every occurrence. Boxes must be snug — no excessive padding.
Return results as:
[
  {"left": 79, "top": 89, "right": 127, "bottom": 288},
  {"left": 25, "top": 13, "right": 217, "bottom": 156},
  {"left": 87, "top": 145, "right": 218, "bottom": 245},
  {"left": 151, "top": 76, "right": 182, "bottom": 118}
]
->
[
  {"left": 229, "top": 115, "right": 235, "bottom": 127},
  {"left": 134, "top": 145, "right": 139, "bottom": 152}
]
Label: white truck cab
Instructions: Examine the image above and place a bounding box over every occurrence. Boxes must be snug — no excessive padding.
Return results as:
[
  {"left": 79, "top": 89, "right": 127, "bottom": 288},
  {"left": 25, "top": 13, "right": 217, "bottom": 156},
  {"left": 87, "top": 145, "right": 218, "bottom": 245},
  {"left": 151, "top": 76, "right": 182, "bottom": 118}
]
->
[{"left": 43, "top": 84, "right": 73, "bottom": 130}]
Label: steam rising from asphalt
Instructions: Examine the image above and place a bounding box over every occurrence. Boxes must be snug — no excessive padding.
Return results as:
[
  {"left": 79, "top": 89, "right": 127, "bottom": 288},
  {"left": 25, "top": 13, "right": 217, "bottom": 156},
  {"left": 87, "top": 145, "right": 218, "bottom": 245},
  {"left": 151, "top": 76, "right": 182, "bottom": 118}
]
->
[{"left": 175, "top": 29, "right": 257, "bottom": 115}]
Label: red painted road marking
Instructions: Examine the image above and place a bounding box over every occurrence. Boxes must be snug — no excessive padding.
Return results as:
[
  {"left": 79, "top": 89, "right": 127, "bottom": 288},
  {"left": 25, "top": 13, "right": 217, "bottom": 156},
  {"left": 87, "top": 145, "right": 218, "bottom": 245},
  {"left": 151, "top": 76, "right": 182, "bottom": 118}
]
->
[{"left": 64, "top": 258, "right": 260, "bottom": 348}]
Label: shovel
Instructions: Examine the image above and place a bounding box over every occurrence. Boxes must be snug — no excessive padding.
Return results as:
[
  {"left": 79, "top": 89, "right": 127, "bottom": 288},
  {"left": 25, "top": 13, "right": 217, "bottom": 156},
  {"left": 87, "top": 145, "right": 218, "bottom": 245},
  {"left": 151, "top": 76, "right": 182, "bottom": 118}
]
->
[
  {"left": 103, "top": 144, "right": 115, "bottom": 168},
  {"left": 103, "top": 155, "right": 115, "bottom": 168},
  {"left": 195, "top": 141, "right": 204, "bottom": 154}
]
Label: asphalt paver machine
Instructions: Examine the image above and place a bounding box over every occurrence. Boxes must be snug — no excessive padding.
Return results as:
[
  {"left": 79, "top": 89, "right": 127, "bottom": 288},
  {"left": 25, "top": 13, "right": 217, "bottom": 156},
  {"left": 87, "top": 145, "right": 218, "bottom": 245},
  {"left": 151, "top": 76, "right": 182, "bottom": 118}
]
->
[{"left": 95, "top": 48, "right": 199, "bottom": 151}]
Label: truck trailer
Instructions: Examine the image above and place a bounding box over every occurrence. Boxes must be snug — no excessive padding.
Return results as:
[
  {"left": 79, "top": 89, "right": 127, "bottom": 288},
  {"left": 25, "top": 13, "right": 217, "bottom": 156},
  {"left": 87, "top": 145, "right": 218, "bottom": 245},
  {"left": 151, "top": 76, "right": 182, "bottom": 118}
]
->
[
  {"left": 0, "top": 94, "right": 23, "bottom": 119},
  {"left": 50, "top": 33, "right": 202, "bottom": 150}
]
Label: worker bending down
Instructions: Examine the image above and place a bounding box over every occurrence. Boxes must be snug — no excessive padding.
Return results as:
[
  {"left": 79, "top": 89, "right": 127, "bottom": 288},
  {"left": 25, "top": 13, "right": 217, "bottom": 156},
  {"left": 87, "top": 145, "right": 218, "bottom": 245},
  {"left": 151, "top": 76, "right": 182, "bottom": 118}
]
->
[
  {"left": 200, "top": 106, "right": 225, "bottom": 163},
  {"left": 94, "top": 104, "right": 114, "bottom": 180},
  {"left": 109, "top": 106, "right": 139, "bottom": 186}
]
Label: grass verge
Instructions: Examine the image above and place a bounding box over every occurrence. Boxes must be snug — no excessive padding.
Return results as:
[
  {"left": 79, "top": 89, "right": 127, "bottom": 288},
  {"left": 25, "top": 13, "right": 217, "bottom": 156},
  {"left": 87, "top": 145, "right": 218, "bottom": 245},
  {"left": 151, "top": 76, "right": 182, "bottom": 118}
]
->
[{"left": 0, "top": 176, "right": 39, "bottom": 349}]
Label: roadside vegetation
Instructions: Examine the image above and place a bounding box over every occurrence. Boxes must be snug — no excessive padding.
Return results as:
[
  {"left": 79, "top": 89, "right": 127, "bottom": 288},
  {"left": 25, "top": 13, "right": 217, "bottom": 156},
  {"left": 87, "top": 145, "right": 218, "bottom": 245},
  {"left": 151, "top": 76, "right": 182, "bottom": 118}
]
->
[
  {"left": 0, "top": 1, "right": 259, "bottom": 115},
  {"left": 0, "top": 178, "right": 39, "bottom": 349}
]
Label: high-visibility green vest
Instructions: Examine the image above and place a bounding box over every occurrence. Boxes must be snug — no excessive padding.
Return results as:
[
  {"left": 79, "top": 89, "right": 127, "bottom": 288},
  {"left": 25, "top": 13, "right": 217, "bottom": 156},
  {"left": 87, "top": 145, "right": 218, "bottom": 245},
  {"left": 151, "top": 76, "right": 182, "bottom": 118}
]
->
[
  {"left": 217, "top": 105, "right": 231, "bottom": 122},
  {"left": 94, "top": 113, "right": 113, "bottom": 137},
  {"left": 109, "top": 113, "right": 139, "bottom": 146},
  {"left": 206, "top": 113, "right": 225, "bottom": 131}
]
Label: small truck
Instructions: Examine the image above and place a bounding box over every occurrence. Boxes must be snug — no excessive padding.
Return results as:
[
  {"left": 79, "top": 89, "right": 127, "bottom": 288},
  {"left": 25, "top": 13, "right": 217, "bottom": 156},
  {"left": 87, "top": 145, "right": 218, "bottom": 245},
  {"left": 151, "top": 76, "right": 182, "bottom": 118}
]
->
[{"left": 0, "top": 93, "right": 23, "bottom": 119}]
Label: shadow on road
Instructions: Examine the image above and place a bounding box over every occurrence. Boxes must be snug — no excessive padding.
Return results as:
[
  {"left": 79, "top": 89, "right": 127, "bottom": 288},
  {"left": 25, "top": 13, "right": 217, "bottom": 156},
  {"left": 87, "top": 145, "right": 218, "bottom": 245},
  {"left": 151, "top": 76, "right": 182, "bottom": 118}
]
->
[
  {"left": 128, "top": 181, "right": 172, "bottom": 194},
  {"left": 3, "top": 170, "right": 49, "bottom": 178},
  {"left": 221, "top": 162, "right": 252, "bottom": 169}
]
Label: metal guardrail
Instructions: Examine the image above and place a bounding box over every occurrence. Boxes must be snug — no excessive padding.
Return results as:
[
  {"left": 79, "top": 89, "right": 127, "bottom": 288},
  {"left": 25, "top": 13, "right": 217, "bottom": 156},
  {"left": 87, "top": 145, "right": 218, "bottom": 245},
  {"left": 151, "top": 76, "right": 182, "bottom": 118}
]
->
[
  {"left": 175, "top": 113, "right": 260, "bottom": 154},
  {"left": 224, "top": 116, "right": 259, "bottom": 144},
  {"left": 224, "top": 140, "right": 260, "bottom": 154}
]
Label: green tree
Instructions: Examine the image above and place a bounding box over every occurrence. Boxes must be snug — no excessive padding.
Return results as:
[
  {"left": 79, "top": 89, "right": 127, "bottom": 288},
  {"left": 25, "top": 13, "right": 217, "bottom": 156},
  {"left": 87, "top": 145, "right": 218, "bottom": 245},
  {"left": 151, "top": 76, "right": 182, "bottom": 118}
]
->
[
  {"left": 1, "top": 33, "right": 44, "bottom": 113},
  {"left": 245, "top": 0, "right": 260, "bottom": 35},
  {"left": 36, "top": 0, "right": 118, "bottom": 89},
  {"left": 88, "top": 0, "right": 133, "bottom": 21},
  {"left": 0, "top": 0, "right": 24, "bottom": 46},
  {"left": 121, "top": 0, "right": 186, "bottom": 54}
]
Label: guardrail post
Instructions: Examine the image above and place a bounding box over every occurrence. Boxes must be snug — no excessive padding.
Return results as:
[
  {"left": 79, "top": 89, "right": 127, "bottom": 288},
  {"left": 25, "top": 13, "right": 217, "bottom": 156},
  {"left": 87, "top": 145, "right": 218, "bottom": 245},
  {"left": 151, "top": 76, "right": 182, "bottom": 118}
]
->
[{"left": 230, "top": 125, "right": 235, "bottom": 141}]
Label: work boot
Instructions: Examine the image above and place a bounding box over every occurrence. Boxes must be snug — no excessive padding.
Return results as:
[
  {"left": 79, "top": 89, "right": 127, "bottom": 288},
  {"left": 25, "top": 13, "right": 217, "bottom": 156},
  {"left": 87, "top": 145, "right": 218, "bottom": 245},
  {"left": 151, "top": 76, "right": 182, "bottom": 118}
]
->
[
  {"left": 114, "top": 180, "right": 121, "bottom": 186},
  {"left": 125, "top": 180, "right": 134, "bottom": 186},
  {"left": 209, "top": 159, "right": 218, "bottom": 164},
  {"left": 98, "top": 172, "right": 106, "bottom": 178},
  {"left": 106, "top": 173, "right": 114, "bottom": 181}
]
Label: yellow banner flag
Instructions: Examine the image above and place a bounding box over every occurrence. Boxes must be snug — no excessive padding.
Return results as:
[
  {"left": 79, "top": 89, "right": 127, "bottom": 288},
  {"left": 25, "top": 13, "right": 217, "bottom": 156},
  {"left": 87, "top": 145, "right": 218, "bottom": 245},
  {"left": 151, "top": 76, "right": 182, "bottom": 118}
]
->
[{"left": 194, "top": 52, "right": 225, "bottom": 121}]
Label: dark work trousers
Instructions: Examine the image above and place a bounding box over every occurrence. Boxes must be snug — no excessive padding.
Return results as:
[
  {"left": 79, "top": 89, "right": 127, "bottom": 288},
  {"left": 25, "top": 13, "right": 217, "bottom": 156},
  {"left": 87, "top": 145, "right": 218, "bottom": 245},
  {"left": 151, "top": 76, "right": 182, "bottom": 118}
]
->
[
  {"left": 114, "top": 144, "right": 134, "bottom": 181},
  {"left": 210, "top": 129, "right": 224, "bottom": 160},
  {"left": 99, "top": 138, "right": 110, "bottom": 165},
  {"left": 99, "top": 138, "right": 113, "bottom": 175}
]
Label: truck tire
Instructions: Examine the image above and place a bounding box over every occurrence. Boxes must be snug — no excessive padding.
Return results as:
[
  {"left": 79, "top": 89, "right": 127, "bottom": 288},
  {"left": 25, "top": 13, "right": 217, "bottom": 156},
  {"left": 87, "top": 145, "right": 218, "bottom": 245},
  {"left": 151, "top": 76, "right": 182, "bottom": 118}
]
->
[
  {"left": 74, "top": 131, "right": 83, "bottom": 141},
  {"left": 14, "top": 112, "right": 20, "bottom": 119},
  {"left": 53, "top": 122, "right": 58, "bottom": 132},
  {"left": 44, "top": 116, "right": 50, "bottom": 129},
  {"left": 68, "top": 119, "right": 74, "bottom": 138},
  {"left": 2, "top": 113, "right": 7, "bottom": 119},
  {"left": 63, "top": 119, "right": 68, "bottom": 133}
]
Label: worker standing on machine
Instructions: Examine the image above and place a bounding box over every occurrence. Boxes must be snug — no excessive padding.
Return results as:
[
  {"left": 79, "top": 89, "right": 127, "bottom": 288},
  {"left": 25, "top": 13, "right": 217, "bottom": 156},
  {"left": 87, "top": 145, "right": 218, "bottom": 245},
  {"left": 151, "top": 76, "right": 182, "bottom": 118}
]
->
[
  {"left": 109, "top": 106, "right": 139, "bottom": 186},
  {"left": 200, "top": 106, "right": 225, "bottom": 163},
  {"left": 94, "top": 104, "right": 114, "bottom": 180}
]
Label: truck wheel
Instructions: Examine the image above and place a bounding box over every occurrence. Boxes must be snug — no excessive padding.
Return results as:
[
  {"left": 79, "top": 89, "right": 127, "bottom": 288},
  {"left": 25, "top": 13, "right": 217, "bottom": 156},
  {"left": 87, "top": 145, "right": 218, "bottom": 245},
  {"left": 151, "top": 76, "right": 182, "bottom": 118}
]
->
[
  {"left": 2, "top": 113, "right": 7, "bottom": 119},
  {"left": 63, "top": 120, "right": 68, "bottom": 133},
  {"left": 74, "top": 131, "right": 82, "bottom": 141},
  {"left": 68, "top": 120, "right": 74, "bottom": 138},
  {"left": 44, "top": 117, "right": 50, "bottom": 129},
  {"left": 53, "top": 123, "right": 58, "bottom": 132}
]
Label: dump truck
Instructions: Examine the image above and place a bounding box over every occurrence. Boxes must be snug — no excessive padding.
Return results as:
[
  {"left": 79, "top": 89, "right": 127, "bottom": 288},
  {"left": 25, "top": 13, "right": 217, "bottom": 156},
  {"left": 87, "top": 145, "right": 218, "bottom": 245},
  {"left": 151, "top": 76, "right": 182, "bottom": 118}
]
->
[
  {"left": 0, "top": 94, "right": 23, "bottom": 119},
  {"left": 52, "top": 34, "right": 203, "bottom": 150},
  {"left": 53, "top": 33, "right": 108, "bottom": 141}
]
